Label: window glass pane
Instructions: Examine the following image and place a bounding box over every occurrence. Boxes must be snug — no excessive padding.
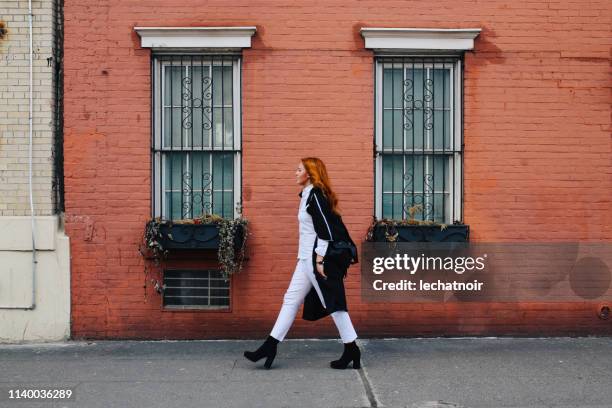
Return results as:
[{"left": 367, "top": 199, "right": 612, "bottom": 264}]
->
[
  {"left": 430, "top": 68, "right": 451, "bottom": 151},
  {"left": 382, "top": 192, "right": 392, "bottom": 219},
  {"left": 382, "top": 67, "right": 403, "bottom": 150},
  {"left": 431, "top": 193, "right": 445, "bottom": 223},
  {"left": 164, "top": 153, "right": 183, "bottom": 190},
  {"left": 163, "top": 107, "right": 171, "bottom": 147},
  {"left": 404, "top": 68, "right": 424, "bottom": 151},
  {"left": 432, "top": 68, "right": 450, "bottom": 109},
  {"left": 190, "top": 65, "right": 210, "bottom": 147},
  {"left": 432, "top": 156, "right": 448, "bottom": 194},
  {"left": 382, "top": 190, "right": 404, "bottom": 219},
  {"left": 405, "top": 68, "right": 424, "bottom": 111},
  {"left": 212, "top": 66, "right": 223, "bottom": 107},
  {"left": 224, "top": 107, "right": 233, "bottom": 148},
  {"left": 382, "top": 110, "right": 391, "bottom": 149},
  {"left": 381, "top": 155, "right": 402, "bottom": 192},
  {"left": 212, "top": 192, "right": 233, "bottom": 218},
  {"left": 391, "top": 193, "right": 402, "bottom": 220},
  {"left": 211, "top": 107, "right": 234, "bottom": 149},
  {"left": 213, "top": 107, "right": 223, "bottom": 147},
  {"left": 210, "top": 64, "right": 234, "bottom": 149},
  {"left": 432, "top": 110, "right": 451, "bottom": 150},
  {"left": 434, "top": 156, "right": 451, "bottom": 223},
  {"left": 405, "top": 155, "right": 424, "bottom": 218},
  {"left": 210, "top": 297, "right": 230, "bottom": 306},
  {"left": 164, "top": 65, "right": 183, "bottom": 106},
  {"left": 405, "top": 106, "right": 424, "bottom": 150},
  {"left": 190, "top": 104, "right": 203, "bottom": 148},
  {"left": 190, "top": 153, "right": 213, "bottom": 217},
  {"left": 163, "top": 153, "right": 187, "bottom": 219},
  {"left": 164, "top": 191, "right": 183, "bottom": 220},
  {"left": 211, "top": 65, "right": 233, "bottom": 106},
  {"left": 381, "top": 155, "right": 404, "bottom": 219},
  {"left": 394, "top": 110, "right": 403, "bottom": 150},
  {"left": 426, "top": 156, "right": 441, "bottom": 221},
  {"left": 191, "top": 65, "right": 203, "bottom": 102},
  {"left": 382, "top": 67, "right": 401, "bottom": 109},
  {"left": 163, "top": 106, "right": 183, "bottom": 149},
  {"left": 392, "top": 67, "right": 402, "bottom": 109},
  {"left": 162, "top": 65, "right": 190, "bottom": 147},
  {"left": 210, "top": 288, "right": 230, "bottom": 297},
  {"left": 212, "top": 153, "right": 234, "bottom": 217},
  {"left": 223, "top": 65, "right": 233, "bottom": 105},
  {"left": 383, "top": 109, "right": 404, "bottom": 150}
]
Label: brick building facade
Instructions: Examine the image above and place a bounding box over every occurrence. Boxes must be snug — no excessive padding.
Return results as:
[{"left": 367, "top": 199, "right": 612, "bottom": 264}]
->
[{"left": 63, "top": 1, "right": 611, "bottom": 339}]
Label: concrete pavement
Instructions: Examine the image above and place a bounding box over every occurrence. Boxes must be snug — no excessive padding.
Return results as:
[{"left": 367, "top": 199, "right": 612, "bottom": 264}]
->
[{"left": 1, "top": 337, "right": 611, "bottom": 408}]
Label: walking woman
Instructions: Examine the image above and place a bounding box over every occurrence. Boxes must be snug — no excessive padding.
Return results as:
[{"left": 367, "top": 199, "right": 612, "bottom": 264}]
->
[{"left": 243, "top": 157, "right": 361, "bottom": 370}]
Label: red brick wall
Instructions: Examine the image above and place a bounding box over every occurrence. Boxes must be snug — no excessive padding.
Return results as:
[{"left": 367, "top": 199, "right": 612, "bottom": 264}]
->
[{"left": 64, "top": 0, "right": 612, "bottom": 339}]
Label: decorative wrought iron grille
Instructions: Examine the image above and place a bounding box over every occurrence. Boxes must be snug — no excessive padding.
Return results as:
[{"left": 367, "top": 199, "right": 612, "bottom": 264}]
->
[
  {"left": 375, "top": 57, "right": 464, "bottom": 223},
  {"left": 163, "top": 269, "right": 230, "bottom": 309},
  {"left": 152, "top": 55, "right": 241, "bottom": 220}
]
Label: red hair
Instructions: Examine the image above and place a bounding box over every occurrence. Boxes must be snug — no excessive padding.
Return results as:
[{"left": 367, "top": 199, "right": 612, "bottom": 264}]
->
[{"left": 301, "top": 157, "right": 341, "bottom": 216}]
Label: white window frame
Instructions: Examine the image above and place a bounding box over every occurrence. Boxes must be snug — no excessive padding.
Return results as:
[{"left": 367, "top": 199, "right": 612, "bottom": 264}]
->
[
  {"left": 152, "top": 57, "right": 242, "bottom": 220},
  {"left": 375, "top": 59, "right": 462, "bottom": 223}
]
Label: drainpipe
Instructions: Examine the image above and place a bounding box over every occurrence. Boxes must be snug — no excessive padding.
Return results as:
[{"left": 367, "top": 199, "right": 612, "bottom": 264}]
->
[{"left": 1, "top": 0, "right": 37, "bottom": 310}]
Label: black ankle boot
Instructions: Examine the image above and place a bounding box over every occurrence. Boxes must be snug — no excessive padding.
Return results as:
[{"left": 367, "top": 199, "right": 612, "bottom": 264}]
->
[
  {"left": 243, "top": 335, "right": 279, "bottom": 369},
  {"left": 330, "top": 340, "right": 361, "bottom": 369}
]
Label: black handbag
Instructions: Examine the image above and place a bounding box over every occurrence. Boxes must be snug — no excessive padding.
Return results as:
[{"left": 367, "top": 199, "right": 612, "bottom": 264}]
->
[
  {"left": 328, "top": 241, "right": 357, "bottom": 269},
  {"left": 326, "top": 220, "right": 358, "bottom": 270}
]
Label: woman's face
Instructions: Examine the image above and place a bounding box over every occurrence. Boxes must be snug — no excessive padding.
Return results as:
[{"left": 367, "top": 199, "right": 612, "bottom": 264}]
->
[{"left": 295, "top": 162, "right": 310, "bottom": 186}]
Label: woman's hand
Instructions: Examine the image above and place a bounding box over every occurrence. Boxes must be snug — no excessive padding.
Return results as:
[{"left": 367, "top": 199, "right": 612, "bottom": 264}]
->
[{"left": 315, "top": 255, "right": 327, "bottom": 279}]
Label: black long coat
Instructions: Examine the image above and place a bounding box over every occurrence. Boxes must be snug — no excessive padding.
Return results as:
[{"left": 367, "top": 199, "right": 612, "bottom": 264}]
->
[{"left": 299, "top": 186, "right": 359, "bottom": 321}]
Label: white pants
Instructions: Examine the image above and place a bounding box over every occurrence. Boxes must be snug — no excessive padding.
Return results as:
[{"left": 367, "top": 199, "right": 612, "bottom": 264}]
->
[{"left": 270, "top": 258, "right": 358, "bottom": 343}]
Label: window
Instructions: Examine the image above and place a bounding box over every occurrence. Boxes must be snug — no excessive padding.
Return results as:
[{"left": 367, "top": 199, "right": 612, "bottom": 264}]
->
[
  {"left": 152, "top": 55, "right": 241, "bottom": 220},
  {"left": 163, "top": 269, "right": 229, "bottom": 309},
  {"left": 135, "top": 27, "right": 255, "bottom": 310},
  {"left": 362, "top": 27, "right": 480, "bottom": 224},
  {"left": 375, "top": 57, "right": 462, "bottom": 223}
]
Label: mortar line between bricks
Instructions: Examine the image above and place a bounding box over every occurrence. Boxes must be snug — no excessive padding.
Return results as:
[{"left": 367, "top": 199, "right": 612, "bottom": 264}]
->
[{"left": 356, "top": 340, "right": 380, "bottom": 408}]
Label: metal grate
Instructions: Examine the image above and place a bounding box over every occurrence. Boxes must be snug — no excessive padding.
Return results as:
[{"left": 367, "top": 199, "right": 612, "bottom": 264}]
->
[
  {"left": 151, "top": 55, "right": 242, "bottom": 221},
  {"left": 163, "top": 269, "right": 230, "bottom": 309},
  {"left": 375, "top": 56, "right": 464, "bottom": 224}
]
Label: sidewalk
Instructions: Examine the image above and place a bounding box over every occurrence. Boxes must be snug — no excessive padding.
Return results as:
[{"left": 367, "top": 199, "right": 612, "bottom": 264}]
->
[{"left": 1, "top": 337, "right": 611, "bottom": 408}]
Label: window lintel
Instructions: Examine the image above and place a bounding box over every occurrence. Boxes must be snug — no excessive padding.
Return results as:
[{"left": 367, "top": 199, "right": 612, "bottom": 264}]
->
[
  {"left": 361, "top": 27, "right": 481, "bottom": 53},
  {"left": 135, "top": 26, "right": 257, "bottom": 50}
]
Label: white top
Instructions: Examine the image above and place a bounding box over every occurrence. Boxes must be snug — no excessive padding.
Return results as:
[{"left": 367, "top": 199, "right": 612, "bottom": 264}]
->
[{"left": 297, "top": 183, "right": 329, "bottom": 260}]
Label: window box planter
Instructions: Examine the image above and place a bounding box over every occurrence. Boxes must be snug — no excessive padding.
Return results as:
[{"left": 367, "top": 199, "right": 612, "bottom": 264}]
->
[
  {"left": 141, "top": 215, "right": 249, "bottom": 281},
  {"left": 366, "top": 204, "right": 469, "bottom": 243},
  {"left": 158, "top": 222, "right": 245, "bottom": 250},
  {"left": 368, "top": 222, "right": 469, "bottom": 243}
]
